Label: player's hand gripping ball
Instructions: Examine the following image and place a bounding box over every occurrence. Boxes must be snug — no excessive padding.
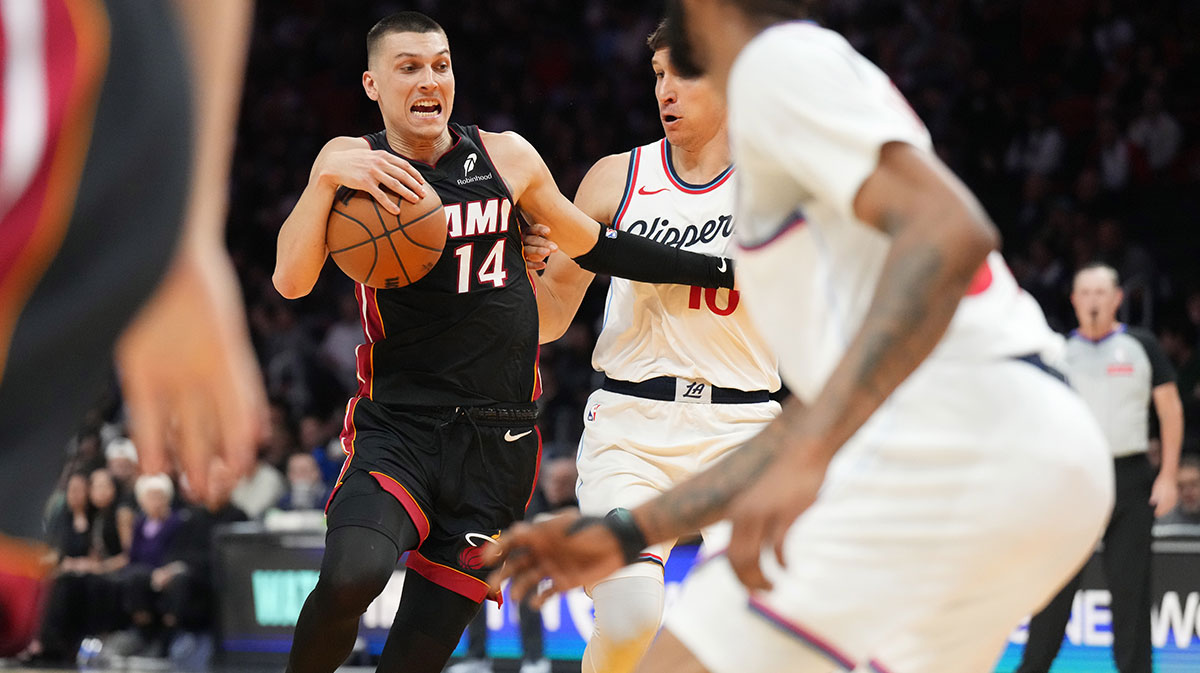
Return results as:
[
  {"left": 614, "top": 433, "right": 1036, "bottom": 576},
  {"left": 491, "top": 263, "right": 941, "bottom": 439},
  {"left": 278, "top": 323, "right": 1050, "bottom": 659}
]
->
[{"left": 326, "top": 186, "right": 446, "bottom": 288}]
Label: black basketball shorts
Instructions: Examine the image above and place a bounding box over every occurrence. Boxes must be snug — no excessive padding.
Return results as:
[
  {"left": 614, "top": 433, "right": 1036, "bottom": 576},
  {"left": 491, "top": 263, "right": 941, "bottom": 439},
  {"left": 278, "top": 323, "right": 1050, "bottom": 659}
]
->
[{"left": 326, "top": 396, "right": 541, "bottom": 602}]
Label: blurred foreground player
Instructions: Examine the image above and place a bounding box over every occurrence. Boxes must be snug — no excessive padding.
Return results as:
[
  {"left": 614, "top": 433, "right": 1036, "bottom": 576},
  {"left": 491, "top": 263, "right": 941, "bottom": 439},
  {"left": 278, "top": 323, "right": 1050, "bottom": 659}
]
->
[
  {"left": 273, "top": 11, "right": 734, "bottom": 673},
  {"left": 489, "top": 2, "right": 1115, "bottom": 672},
  {"left": 0, "top": 0, "right": 266, "bottom": 656},
  {"left": 533, "top": 20, "right": 779, "bottom": 673}
]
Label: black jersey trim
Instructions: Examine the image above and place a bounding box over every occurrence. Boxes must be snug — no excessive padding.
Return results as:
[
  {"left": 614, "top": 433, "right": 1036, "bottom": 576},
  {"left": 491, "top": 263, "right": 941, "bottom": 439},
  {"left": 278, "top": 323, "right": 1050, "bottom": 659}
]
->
[
  {"left": 612, "top": 147, "right": 640, "bottom": 230},
  {"left": 366, "top": 126, "right": 465, "bottom": 170},
  {"left": 662, "top": 139, "right": 733, "bottom": 193}
]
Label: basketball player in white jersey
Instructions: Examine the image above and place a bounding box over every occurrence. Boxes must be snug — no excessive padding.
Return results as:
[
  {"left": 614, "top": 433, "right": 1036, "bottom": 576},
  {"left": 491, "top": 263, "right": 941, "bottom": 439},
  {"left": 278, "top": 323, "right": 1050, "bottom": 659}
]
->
[
  {"left": 532, "top": 21, "right": 779, "bottom": 673},
  {"left": 489, "top": 2, "right": 1116, "bottom": 673}
]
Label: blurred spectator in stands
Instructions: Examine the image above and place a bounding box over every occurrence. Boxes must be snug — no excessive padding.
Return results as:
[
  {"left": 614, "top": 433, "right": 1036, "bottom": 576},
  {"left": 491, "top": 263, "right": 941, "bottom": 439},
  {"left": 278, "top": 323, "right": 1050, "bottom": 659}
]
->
[
  {"left": 150, "top": 460, "right": 247, "bottom": 664},
  {"left": 1090, "top": 0, "right": 1135, "bottom": 68},
  {"left": 1156, "top": 456, "right": 1200, "bottom": 529},
  {"left": 110, "top": 474, "right": 181, "bottom": 657},
  {"left": 1094, "top": 117, "right": 1137, "bottom": 192},
  {"left": 17, "top": 473, "right": 94, "bottom": 663},
  {"left": 103, "top": 437, "right": 139, "bottom": 505},
  {"left": 1128, "top": 88, "right": 1182, "bottom": 174},
  {"left": 277, "top": 452, "right": 331, "bottom": 511},
  {"left": 318, "top": 293, "right": 362, "bottom": 394},
  {"left": 298, "top": 410, "right": 344, "bottom": 485},
  {"left": 70, "top": 430, "right": 107, "bottom": 477},
  {"left": 1006, "top": 106, "right": 1065, "bottom": 178},
  {"left": 83, "top": 468, "right": 132, "bottom": 639},
  {"left": 230, "top": 445, "right": 286, "bottom": 519}
]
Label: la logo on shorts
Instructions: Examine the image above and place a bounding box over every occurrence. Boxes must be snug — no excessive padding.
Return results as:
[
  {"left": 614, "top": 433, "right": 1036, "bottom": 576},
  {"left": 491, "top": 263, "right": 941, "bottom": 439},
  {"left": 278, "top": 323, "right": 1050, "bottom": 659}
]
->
[{"left": 587, "top": 402, "right": 601, "bottom": 421}]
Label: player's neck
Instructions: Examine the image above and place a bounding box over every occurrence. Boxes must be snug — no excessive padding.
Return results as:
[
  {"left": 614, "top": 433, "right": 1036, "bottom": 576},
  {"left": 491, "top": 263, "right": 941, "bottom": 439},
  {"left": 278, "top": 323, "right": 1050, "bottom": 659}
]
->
[
  {"left": 1077, "top": 320, "right": 1121, "bottom": 341},
  {"left": 385, "top": 127, "right": 454, "bottom": 165},
  {"left": 667, "top": 134, "right": 731, "bottom": 184}
]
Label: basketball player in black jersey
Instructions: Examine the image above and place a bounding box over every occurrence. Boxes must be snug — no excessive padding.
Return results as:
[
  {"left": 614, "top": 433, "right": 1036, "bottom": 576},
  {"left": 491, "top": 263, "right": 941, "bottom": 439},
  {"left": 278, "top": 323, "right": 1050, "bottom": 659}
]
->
[{"left": 272, "top": 12, "right": 736, "bottom": 673}]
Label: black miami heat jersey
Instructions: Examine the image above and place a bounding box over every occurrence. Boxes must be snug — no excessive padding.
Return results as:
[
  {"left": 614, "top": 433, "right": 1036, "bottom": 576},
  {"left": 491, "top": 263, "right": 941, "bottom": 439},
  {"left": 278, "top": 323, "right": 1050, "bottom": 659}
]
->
[{"left": 354, "top": 124, "right": 539, "bottom": 407}]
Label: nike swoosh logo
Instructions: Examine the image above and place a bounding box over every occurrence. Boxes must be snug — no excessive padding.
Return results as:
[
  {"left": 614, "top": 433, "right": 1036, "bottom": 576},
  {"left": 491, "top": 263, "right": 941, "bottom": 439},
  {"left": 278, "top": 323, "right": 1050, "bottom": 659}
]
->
[
  {"left": 464, "top": 532, "right": 500, "bottom": 547},
  {"left": 717, "top": 258, "right": 727, "bottom": 273},
  {"left": 504, "top": 429, "right": 533, "bottom": 442},
  {"left": 637, "top": 186, "right": 669, "bottom": 195}
]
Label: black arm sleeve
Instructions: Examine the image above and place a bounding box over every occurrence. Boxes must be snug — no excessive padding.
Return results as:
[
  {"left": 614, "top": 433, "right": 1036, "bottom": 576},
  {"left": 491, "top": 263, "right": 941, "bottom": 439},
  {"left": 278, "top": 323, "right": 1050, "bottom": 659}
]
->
[
  {"left": 572, "top": 226, "right": 734, "bottom": 289},
  {"left": 1128, "top": 327, "right": 1177, "bottom": 387}
]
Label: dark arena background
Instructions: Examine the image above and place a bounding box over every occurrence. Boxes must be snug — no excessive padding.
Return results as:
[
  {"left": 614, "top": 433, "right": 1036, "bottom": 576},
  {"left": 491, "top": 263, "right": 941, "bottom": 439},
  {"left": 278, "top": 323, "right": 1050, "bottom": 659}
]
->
[{"left": 13, "top": 1, "right": 1200, "bottom": 672}]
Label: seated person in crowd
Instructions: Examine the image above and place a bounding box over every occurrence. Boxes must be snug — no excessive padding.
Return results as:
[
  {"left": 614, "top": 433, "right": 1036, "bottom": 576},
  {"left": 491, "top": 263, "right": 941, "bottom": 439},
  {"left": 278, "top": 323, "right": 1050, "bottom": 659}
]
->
[
  {"left": 277, "top": 452, "right": 331, "bottom": 511},
  {"left": 146, "top": 460, "right": 248, "bottom": 643},
  {"left": 112, "top": 474, "right": 182, "bottom": 657},
  {"left": 19, "top": 473, "right": 93, "bottom": 663}
]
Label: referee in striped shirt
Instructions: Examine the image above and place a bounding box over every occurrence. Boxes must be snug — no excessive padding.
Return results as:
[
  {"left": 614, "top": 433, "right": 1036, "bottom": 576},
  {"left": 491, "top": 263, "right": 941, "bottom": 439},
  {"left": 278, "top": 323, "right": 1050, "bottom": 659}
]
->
[{"left": 1017, "top": 263, "right": 1183, "bottom": 673}]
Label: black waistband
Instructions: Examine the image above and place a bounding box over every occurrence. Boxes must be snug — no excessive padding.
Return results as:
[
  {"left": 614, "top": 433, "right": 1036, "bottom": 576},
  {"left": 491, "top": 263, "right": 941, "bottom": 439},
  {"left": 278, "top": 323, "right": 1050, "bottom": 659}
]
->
[
  {"left": 1013, "top": 353, "right": 1067, "bottom": 385},
  {"left": 384, "top": 402, "right": 538, "bottom": 425},
  {"left": 601, "top": 376, "right": 772, "bottom": 404}
]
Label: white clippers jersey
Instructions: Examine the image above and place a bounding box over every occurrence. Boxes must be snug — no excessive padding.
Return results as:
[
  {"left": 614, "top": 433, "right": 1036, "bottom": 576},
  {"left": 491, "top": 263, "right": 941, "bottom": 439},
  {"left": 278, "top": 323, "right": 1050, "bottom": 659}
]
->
[
  {"left": 592, "top": 139, "right": 780, "bottom": 392},
  {"left": 728, "top": 22, "right": 1061, "bottom": 402}
]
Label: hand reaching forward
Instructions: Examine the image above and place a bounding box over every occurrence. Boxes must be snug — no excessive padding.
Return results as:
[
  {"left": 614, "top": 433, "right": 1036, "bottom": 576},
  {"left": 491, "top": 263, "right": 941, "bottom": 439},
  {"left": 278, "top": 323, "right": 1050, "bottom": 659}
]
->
[
  {"left": 115, "top": 238, "right": 268, "bottom": 500},
  {"left": 485, "top": 511, "right": 625, "bottom": 608},
  {"left": 724, "top": 448, "right": 828, "bottom": 592}
]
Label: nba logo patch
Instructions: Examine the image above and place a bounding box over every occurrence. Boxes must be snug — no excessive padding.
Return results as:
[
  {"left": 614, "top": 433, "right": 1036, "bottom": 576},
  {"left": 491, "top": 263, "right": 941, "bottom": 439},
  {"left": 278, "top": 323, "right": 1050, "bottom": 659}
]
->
[{"left": 587, "top": 403, "right": 601, "bottom": 421}]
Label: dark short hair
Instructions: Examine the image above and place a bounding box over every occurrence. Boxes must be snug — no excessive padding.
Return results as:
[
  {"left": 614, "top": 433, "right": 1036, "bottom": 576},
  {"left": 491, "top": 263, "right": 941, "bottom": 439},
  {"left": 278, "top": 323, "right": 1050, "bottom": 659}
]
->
[
  {"left": 647, "top": 19, "right": 670, "bottom": 52},
  {"left": 366, "top": 11, "right": 447, "bottom": 64}
]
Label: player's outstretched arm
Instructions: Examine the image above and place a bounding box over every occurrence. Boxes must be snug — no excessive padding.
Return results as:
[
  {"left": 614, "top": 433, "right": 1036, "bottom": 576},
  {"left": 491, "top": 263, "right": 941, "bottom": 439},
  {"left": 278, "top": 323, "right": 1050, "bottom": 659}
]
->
[
  {"left": 116, "top": 0, "right": 265, "bottom": 497},
  {"left": 480, "top": 131, "right": 733, "bottom": 290},
  {"left": 273, "top": 137, "right": 427, "bottom": 299},
  {"left": 533, "top": 153, "right": 629, "bottom": 343}
]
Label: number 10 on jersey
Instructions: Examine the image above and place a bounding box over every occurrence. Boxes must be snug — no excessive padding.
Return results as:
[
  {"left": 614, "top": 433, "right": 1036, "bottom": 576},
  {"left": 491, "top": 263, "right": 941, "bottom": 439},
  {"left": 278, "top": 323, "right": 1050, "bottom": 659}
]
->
[{"left": 688, "top": 286, "right": 739, "bottom": 316}]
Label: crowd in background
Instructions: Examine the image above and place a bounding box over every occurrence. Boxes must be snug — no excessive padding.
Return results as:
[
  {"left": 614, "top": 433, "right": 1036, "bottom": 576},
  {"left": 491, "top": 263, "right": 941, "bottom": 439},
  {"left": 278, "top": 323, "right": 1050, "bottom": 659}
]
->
[{"left": 28, "top": 0, "right": 1200, "bottom": 664}]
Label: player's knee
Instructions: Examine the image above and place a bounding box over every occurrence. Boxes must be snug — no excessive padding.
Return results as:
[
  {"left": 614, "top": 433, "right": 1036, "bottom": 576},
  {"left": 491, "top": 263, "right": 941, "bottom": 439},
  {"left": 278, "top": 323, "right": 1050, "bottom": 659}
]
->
[
  {"left": 316, "top": 564, "right": 392, "bottom": 617},
  {"left": 315, "top": 541, "right": 396, "bottom": 616},
  {"left": 591, "top": 575, "right": 665, "bottom": 647}
]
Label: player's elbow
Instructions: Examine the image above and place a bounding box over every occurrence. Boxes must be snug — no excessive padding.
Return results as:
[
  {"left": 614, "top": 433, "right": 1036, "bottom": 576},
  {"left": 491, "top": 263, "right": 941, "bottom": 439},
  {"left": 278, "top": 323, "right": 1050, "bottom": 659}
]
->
[{"left": 272, "top": 268, "right": 312, "bottom": 300}]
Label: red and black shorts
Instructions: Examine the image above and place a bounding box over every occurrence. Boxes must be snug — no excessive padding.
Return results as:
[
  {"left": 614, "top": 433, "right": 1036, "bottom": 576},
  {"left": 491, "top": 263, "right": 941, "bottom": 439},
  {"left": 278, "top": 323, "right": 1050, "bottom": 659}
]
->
[{"left": 327, "top": 396, "right": 542, "bottom": 603}]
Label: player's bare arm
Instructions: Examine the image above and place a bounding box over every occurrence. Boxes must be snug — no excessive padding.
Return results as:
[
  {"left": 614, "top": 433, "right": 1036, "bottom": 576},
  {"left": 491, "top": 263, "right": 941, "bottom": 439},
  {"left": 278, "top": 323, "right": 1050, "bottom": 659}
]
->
[
  {"left": 534, "top": 152, "right": 628, "bottom": 343},
  {"left": 479, "top": 130, "right": 734, "bottom": 290},
  {"left": 115, "top": 0, "right": 266, "bottom": 497},
  {"left": 1151, "top": 382, "right": 1184, "bottom": 516},
  {"left": 273, "top": 136, "right": 426, "bottom": 298}
]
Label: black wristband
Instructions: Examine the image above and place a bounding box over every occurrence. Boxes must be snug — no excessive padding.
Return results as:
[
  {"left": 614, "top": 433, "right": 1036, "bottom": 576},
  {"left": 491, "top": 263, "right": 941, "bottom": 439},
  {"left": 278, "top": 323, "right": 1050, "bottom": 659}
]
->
[
  {"left": 603, "top": 508, "right": 649, "bottom": 565},
  {"left": 573, "top": 226, "right": 735, "bottom": 289}
]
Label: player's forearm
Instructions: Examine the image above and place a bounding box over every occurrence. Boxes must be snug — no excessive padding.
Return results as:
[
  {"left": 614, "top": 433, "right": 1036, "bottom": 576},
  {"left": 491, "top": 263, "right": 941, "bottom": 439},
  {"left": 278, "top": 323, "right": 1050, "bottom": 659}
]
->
[
  {"left": 535, "top": 254, "right": 595, "bottom": 343},
  {"left": 171, "top": 0, "right": 253, "bottom": 250},
  {"left": 572, "top": 227, "right": 734, "bottom": 289},
  {"left": 273, "top": 179, "right": 338, "bottom": 299},
  {"left": 797, "top": 209, "right": 995, "bottom": 463}
]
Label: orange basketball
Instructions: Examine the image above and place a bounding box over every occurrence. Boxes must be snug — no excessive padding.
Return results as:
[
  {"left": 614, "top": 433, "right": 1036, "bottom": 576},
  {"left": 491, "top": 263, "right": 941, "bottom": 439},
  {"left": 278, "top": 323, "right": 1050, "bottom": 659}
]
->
[{"left": 326, "top": 186, "right": 446, "bottom": 288}]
